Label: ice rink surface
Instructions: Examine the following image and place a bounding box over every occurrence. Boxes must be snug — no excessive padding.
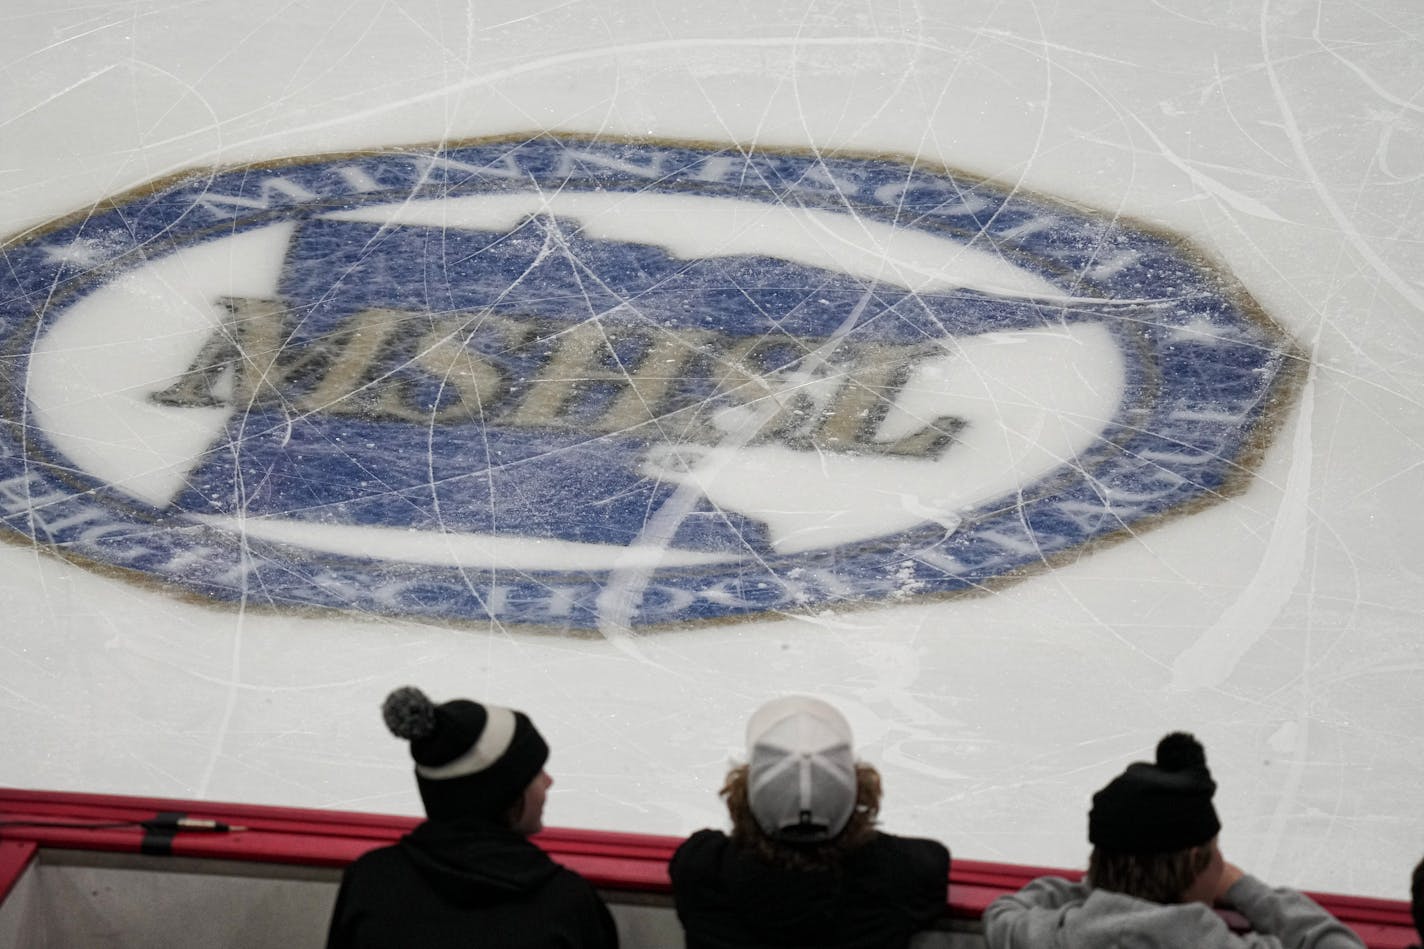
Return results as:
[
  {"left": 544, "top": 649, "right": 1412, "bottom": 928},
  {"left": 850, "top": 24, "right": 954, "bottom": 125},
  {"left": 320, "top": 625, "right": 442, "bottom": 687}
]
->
[{"left": 2, "top": 0, "right": 1421, "bottom": 900}]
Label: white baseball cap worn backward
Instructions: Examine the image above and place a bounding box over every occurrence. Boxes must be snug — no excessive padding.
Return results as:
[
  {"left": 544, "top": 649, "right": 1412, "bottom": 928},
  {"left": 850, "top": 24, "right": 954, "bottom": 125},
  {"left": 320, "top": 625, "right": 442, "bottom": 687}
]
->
[{"left": 745, "top": 695, "right": 857, "bottom": 842}]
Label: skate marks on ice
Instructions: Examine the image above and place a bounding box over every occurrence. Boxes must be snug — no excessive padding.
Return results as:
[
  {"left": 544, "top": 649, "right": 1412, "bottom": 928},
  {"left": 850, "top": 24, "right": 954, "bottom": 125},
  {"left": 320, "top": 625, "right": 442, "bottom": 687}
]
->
[{"left": 0, "top": 134, "right": 1304, "bottom": 632}]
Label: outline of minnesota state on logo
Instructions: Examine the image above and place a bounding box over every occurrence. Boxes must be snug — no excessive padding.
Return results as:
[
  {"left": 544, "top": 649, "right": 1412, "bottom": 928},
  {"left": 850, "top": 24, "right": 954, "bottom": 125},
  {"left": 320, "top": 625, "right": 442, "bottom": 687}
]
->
[{"left": 0, "top": 134, "right": 1303, "bottom": 633}]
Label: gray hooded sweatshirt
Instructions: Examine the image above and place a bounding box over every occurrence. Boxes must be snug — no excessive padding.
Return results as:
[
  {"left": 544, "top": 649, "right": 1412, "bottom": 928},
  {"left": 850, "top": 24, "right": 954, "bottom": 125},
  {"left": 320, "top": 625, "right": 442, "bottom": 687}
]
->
[{"left": 983, "top": 874, "right": 1364, "bottom": 949}]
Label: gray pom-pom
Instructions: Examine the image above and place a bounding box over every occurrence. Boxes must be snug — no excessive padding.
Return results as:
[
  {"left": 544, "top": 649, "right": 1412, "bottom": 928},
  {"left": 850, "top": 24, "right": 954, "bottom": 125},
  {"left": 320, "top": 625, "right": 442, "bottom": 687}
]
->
[
  {"left": 1156, "top": 732, "right": 1207, "bottom": 771},
  {"left": 383, "top": 686, "right": 437, "bottom": 740}
]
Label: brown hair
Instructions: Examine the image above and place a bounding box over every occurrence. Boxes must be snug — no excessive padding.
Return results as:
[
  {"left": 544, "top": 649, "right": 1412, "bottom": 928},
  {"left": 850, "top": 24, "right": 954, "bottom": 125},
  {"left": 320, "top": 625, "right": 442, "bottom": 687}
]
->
[
  {"left": 1087, "top": 845, "right": 1214, "bottom": 904},
  {"left": 720, "top": 762, "right": 882, "bottom": 871}
]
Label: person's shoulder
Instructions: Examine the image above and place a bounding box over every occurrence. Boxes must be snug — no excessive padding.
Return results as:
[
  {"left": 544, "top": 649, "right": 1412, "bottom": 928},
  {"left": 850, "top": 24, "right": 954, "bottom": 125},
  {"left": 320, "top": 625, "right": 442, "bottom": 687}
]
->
[
  {"left": 866, "top": 831, "right": 950, "bottom": 869},
  {"left": 846, "top": 831, "right": 949, "bottom": 894},
  {"left": 347, "top": 841, "right": 408, "bottom": 869},
  {"left": 674, "top": 828, "right": 731, "bottom": 858},
  {"left": 337, "top": 841, "right": 416, "bottom": 891},
  {"left": 670, "top": 829, "right": 731, "bottom": 882},
  {"left": 544, "top": 860, "right": 606, "bottom": 897},
  {"left": 1080, "top": 887, "right": 1233, "bottom": 940},
  {"left": 524, "top": 863, "right": 618, "bottom": 944}
]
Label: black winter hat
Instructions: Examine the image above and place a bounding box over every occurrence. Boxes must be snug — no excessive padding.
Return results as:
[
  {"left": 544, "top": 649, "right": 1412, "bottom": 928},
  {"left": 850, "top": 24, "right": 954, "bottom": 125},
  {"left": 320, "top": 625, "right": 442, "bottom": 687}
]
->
[
  {"left": 383, "top": 686, "right": 549, "bottom": 822},
  {"left": 1088, "top": 732, "right": 1221, "bottom": 854}
]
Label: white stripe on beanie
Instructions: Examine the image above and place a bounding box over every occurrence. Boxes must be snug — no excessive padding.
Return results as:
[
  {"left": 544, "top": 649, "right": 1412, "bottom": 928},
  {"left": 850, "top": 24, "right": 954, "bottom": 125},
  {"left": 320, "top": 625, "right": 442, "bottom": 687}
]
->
[{"left": 415, "top": 704, "right": 517, "bottom": 780}]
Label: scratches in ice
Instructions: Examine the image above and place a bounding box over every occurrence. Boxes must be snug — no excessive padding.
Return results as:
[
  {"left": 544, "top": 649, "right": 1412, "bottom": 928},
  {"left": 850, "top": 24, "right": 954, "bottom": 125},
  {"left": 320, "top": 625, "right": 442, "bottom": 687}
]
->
[
  {"left": 1258, "top": 1, "right": 1424, "bottom": 315},
  {"left": 1170, "top": 361, "right": 1315, "bottom": 691},
  {"left": 1125, "top": 115, "right": 1290, "bottom": 223}
]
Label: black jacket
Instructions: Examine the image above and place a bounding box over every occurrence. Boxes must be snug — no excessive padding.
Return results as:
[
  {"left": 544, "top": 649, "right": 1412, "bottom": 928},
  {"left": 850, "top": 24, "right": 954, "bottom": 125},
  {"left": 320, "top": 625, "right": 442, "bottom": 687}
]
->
[
  {"left": 669, "top": 829, "right": 949, "bottom": 949},
  {"left": 326, "top": 818, "right": 619, "bottom": 949}
]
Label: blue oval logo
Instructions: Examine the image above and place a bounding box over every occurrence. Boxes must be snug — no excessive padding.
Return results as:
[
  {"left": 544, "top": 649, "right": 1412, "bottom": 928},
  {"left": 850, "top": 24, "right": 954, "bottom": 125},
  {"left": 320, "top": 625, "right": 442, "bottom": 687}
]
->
[{"left": 0, "top": 136, "right": 1302, "bottom": 631}]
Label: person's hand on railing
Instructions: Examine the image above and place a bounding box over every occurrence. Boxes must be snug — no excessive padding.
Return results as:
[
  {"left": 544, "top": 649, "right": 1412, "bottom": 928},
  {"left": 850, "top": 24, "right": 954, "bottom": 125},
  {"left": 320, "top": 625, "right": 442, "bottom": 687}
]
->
[{"left": 1216, "top": 861, "right": 1245, "bottom": 903}]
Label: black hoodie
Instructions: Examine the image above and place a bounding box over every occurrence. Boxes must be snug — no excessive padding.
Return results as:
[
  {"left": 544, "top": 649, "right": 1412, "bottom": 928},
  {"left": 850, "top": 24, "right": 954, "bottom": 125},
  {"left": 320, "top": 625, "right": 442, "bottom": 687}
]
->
[
  {"left": 670, "top": 829, "right": 949, "bottom": 949},
  {"left": 326, "top": 818, "right": 619, "bottom": 949}
]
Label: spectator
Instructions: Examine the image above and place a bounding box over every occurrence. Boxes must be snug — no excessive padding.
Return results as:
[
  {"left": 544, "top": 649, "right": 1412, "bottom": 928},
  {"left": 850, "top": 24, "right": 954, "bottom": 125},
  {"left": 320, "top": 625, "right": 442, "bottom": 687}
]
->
[
  {"left": 326, "top": 687, "right": 618, "bottom": 949},
  {"left": 1410, "top": 855, "right": 1423, "bottom": 949},
  {"left": 983, "top": 732, "right": 1363, "bottom": 949},
  {"left": 670, "top": 695, "right": 949, "bottom": 948}
]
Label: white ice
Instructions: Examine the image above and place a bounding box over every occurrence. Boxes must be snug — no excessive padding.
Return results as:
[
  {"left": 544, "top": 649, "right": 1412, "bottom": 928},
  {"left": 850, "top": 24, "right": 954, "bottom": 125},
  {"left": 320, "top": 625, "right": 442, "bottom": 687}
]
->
[{"left": 2, "top": 0, "right": 1422, "bottom": 903}]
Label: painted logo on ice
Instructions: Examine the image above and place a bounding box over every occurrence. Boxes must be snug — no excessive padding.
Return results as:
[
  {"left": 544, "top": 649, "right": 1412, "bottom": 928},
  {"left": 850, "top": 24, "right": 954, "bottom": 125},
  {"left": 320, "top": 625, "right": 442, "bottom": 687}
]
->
[{"left": 0, "top": 135, "right": 1301, "bottom": 630}]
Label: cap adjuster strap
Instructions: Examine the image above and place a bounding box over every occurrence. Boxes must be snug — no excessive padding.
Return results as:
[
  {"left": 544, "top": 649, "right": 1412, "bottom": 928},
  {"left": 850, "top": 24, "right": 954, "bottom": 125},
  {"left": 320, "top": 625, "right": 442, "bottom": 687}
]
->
[{"left": 797, "top": 754, "right": 814, "bottom": 823}]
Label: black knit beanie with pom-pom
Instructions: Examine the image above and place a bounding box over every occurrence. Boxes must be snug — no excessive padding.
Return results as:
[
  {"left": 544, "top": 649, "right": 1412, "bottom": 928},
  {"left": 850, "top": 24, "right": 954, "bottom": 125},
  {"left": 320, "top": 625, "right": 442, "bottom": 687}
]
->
[
  {"left": 382, "top": 686, "right": 549, "bottom": 823},
  {"left": 1088, "top": 732, "right": 1221, "bottom": 854}
]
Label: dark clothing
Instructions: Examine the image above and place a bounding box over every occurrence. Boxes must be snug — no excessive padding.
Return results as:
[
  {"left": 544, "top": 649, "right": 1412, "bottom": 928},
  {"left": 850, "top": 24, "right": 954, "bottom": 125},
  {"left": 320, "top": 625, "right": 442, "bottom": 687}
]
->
[
  {"left": 669, "top": 828, "right": 949, "bottom": 949},
  {"left": 326, "top": 818, "right": 619, "bottom": 949}
]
